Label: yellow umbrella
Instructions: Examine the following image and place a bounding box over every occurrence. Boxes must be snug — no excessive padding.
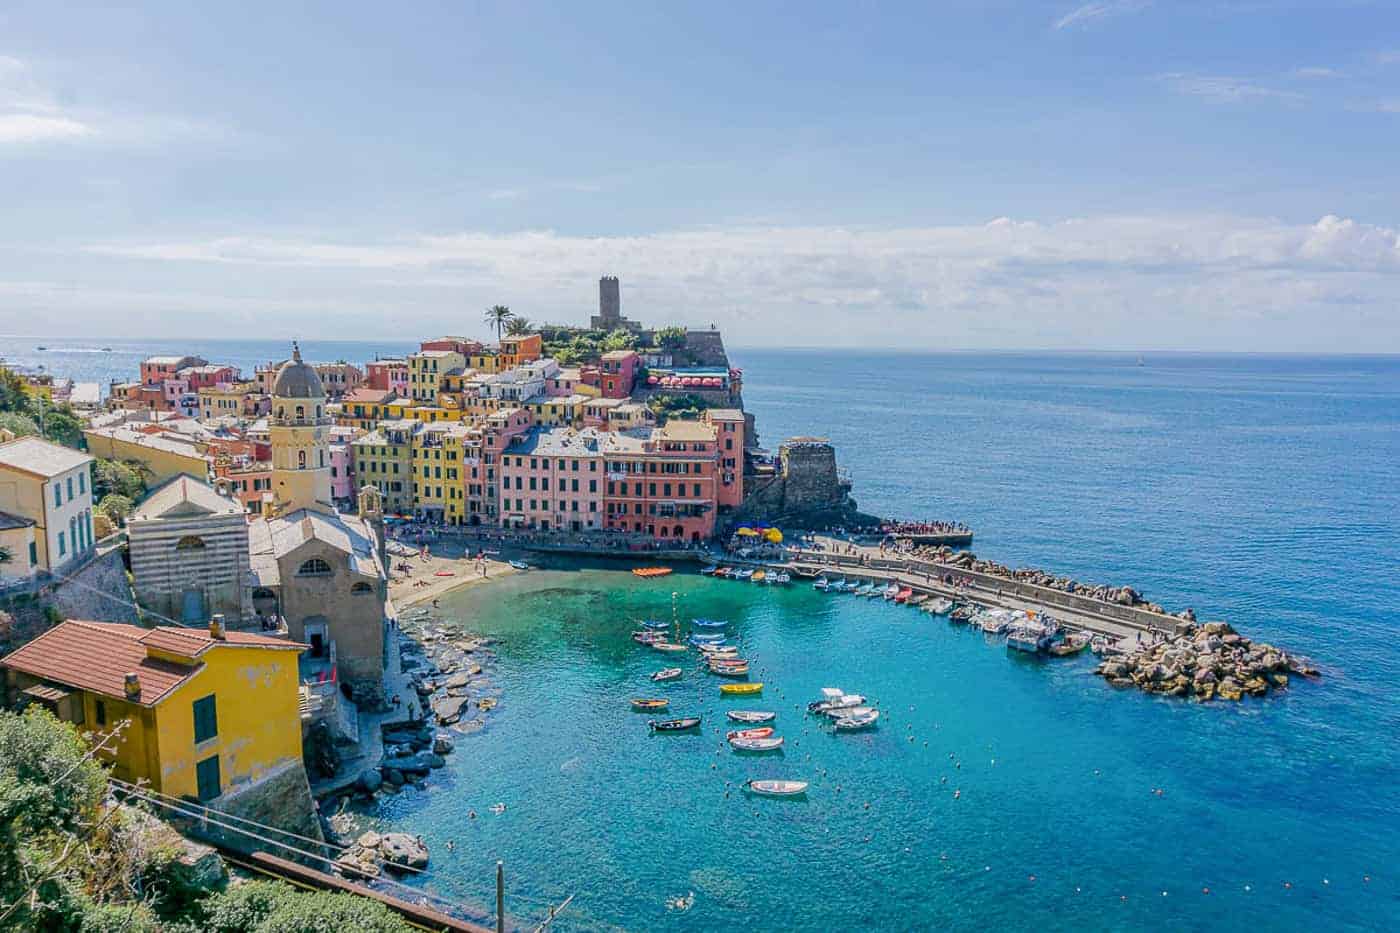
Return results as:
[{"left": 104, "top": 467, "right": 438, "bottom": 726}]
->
[
  {"left": 764, "top": 528, "right": 783, "bottom": 543},
  {"left": 736, "top": 528, "right": 760, "bottom": 537}
]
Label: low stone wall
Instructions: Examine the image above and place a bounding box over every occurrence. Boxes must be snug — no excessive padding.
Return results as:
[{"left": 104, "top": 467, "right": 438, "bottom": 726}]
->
[
  {"left": 45, "top": 546, "right": 140, "bottom": 625},
  {"left": 175, "top": 760, "right": 326, "bottom": 863}
]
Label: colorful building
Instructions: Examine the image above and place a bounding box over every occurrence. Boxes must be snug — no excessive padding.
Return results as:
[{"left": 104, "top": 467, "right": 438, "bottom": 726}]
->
[
  {"left": 84, "top": 424, "right": 211, "bottom": 486},
  {"left": 1, "top": 619, "right": 307, "bottom": 804},
  {"left": 597, "top": 350, "right": 640, "bottom": 398},
  {"left": 312, "top": 362, "right": 363, "bottom": 398},
  {"left": 0, "top": 436, "right": 96, "bottom": 573},
  {"left": 365, "top": 358, "right": 409, "bottom": 393},
  {"left": 705, "top": 408, "right": 747, "bottom": 509},
  {"left": 336, "top": 387, "right": 399, "bottom": 431},
  {"left": 141, "top": 355, "right": 207, "bottom": 388},
  {"left": 602, "top": 421, "right": 719, "bottom": 541},
  {"left": 499, "top": 333, "right": 543, "bottom": 368},
  {"left": 412, "top": 422, "right": 470, "bottom": 524},
  {"left": 351, "top": 419, "right": 420, "bottom": 515},
  {"left": 499, "top": 426, "right": 605, "bottom": 531},
  {"left": 407, "top": 350, "right": 466, "bottom": 404}
]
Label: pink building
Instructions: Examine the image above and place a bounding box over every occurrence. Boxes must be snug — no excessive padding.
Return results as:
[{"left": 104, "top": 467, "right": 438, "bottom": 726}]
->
[
  {"left": 178, "top": 364, "right": 239, "bottom": 390},
  {"left": 366, "top": 358, "right": 409, "bottom": 393},
  {"left": 546, "top": 366, "right": 585, "bottom": 397},
  {"left": 329, "top": 442, "right": 355, "bottom": 503},
  {"left": 498, "top": 427, "right": 605, "bottom": 531},
  {"left": 140, "top": 355, "right": 206, "bottom": 387},
  {"left": 597, "top": 350, "right": 640, "bottom": 399},
  {"left": 479, "top": 408, "right": 533, "bottom": 524},
  {"left": 602, "top": 420, "right": 719, "bottom": 542},
  {"left": 704, "top": 408, "right": 746, "bottom": 509}
]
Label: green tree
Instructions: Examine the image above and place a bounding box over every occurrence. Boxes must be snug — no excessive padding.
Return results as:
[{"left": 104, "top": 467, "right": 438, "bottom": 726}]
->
[
  {"left": 92, "top": 460, "right": 144, "bottom": 501},
  {"left": 656, "top": 325, "right": 688, "bottom": 351},
  {"left": 96, "top": 495, "right": 134, "bottom": 523},
  {"left": 602, "top": 329, "right": 637, "bottom": 352},
  {"left": 41, "top": 406, "right": 84, "bottom": 448},
  {"left": 483, "top": 304, "right": 514, "bottom": 341},
  {"left": 0, "top": 412, "right": 39, "bottom": 438},
  {"left": 201, "top": 880, "right": 414, "bottom": 933},
  {"left": 0, "top": 368, "right": 27, "bottom": 413},
  {"left": 504, "top": 316, "right": 533, "bottom": 336}
]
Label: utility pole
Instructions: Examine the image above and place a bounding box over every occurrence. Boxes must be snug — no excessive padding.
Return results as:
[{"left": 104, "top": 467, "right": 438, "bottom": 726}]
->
[{"left": 496, "top": 860, "right": 505, "bottom": 933}]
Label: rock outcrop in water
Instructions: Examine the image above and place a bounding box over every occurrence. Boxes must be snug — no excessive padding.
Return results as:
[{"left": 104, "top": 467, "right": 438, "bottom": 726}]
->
[{"left": 1096, "top": 621, "right": 1319, "bottom": 701}]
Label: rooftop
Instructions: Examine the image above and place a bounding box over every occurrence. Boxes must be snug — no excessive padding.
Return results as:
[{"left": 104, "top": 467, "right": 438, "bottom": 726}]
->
[
  {"left": 707, "top": 408, "right": 745, "bottom": 421},
  {"left": 0, "top": 620, "right": 304, "bottom": 707},
  {"left": 131, "top": 475, "right": 241, "bottom": 522},
  {"left": 507, "top": 426, "right": 606, "bottom": 457},
  {"left": 0, "top": 436, "right": 94, "bottom": 478},
  {"left": 661, "top": 420, "right": 717, "bottom": 442},
  {"left": 0, "top": 510, "right": 35, "bottom": 530}
]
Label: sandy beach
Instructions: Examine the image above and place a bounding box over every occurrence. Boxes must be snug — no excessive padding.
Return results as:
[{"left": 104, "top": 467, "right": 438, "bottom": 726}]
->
[{"left": 387, "top": 538, "right": 521, "bottom": 610}]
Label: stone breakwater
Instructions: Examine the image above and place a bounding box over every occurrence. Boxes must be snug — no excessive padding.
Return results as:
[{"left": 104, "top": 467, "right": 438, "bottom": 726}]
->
[
  {"left": 914, "top": 546, "right": 1195, "bottom": 620},
  {"left": 1096, "top": 621, "right": 1319, "bottom": 701}
]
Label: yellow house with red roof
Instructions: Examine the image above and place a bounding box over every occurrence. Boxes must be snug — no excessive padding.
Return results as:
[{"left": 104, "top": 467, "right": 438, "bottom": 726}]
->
[{"left": 1, "top": 618, "right": 307, "bottom": 803}]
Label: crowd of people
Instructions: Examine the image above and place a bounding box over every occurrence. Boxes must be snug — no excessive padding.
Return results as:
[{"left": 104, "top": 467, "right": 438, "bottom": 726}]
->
[{"left": 880, "top": 520, "right": 970, "bottom": 537}]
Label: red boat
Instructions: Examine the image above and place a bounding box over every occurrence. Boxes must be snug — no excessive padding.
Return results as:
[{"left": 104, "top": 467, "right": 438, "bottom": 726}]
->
[
  {"left": 894, "top": 587, "right": 914, "bottom": 604},
  {"left": 726, "top": 726, "right": 775, "bottom": 741}
]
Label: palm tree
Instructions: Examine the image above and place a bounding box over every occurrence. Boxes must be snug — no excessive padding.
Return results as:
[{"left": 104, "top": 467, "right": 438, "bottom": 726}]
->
[
  {"left": 484, "top": 305, "right": 514, "bottom": 341},
  {"left": 505, "top": 316, "right": 533, "bottom": 336}
]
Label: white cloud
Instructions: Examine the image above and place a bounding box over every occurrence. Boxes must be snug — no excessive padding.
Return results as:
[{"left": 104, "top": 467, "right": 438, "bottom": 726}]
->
[
  {"left": 1157, "top": 72, "right": 1306, "bottom": 104},
  {"left": 0, "top": 113, "right": 94, "bottom": 143},
  {"left": 1292, "top": 66, "right": 1341, "bottom": 79},
  {"left": 67, "top": 213, "right": 1400, "bottom": 350},
  {"left": 1053, "top": 1, "right": 1150, "bottom": 31}
]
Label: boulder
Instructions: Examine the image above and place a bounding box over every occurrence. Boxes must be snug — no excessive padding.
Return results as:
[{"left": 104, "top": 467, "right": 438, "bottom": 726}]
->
[
  {"left": 425, "top": 753, "right": 446, "bottom": 769},
  {"left": 1195, "top": 682, "right": 1216, "bottom": 702},
  {"left": 1218, "top": 678, "right": 1243, "bottom": 701},
  {"left": 356, "top": 831, "right": 382, "bottom": 850},
  {"left": 1267, "top": 672, "right": 1290, "bottom": 689},
  {"left": 379, "top": 832, "right": 430, "bottom": 871},
  {"left": 445, "top": 673, "right": 470, "bottom": 689},
  {"left": 477, "top": 697, "right": 498, "bottom": 712},
  {"left": 382, "top": 753, "right": 434, "bottom": 776},
  {"left": 382, "top": 768, "right": 405, "bottom": 786},
  {"left": 432, "top": 695, "right": 470, "bottom": 724},
  {"left": 433, "top": 735, "right": 455, "bottom": 755},
  {"left": 356, "top": 770, "right": 383, "bottom": 794}
]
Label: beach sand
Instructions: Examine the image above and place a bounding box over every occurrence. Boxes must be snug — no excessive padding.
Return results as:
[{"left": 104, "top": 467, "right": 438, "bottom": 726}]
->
[{"left": 387, "top": 539, "right": 520, "bottom": 609}]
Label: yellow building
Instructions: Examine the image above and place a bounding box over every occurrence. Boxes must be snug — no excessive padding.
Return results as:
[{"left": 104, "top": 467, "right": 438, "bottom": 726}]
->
[
  {"left": 83, "top": 425, "right": 210, "bottom": 486},
  {"left": 351, "top": 419, "right": 419, "bottom": 515},
  {"left": 412, "top": 422, "right": 470, "bottom": 524},
  {"left": 466, "top": 349, "right": 503, "bottom": 374},
  {"left": 523, "top": 393, "right": 590, "bottom": 428},
  {"left": 198, "top": 381, "right": 257, "bottom": 421},
  {"left": 1, "top": 619, "right": 306, "bottom": 802},
  {"left": 407, "top": 350, "right": 466, "bottom": 404}
]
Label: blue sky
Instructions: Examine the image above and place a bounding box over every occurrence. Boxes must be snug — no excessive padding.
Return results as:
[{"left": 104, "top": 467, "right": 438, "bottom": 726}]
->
[{"left": 1, "top": 0, "right": 1399, "bottom": 350}]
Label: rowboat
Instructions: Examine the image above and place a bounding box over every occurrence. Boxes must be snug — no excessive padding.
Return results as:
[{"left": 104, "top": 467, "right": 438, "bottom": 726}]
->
[
  {"left": 708, "top": 664, "right": 750, "bottom": 677},
  {"left": 855, "top": 582, "right": 875, "bottom": 596},
  {"left": 734, "top": 569, "right": 754, "bottom": 580},
  {"left": 688, "top": 632, "right": 727, "bottom": 644},
  {"left": 813, "top": 577, "right": 831, "bottom": 591},
  {"left": 632, "top": 567, "right": 674, "bottom": 578},
  {"left": 751, "top": 570, "right": 767, "bottom": 583},
  {"left": 925, "top": 598, "right": 954, "bottom": 615},
  {"left": 726, "top": 726, "right": 774, "bottom": 740},
  {"left": 843, "top": 580, "right": 862, "bottom": 592},
  {"left": 828, "top": 577, "right": 847, "bottom": 592},
  {"left": 720, "top": 682, "right": 763, "bottom": 695},
  {"left": 699, "top": 565, "right": 719, "bottom": 576},
  {"left": 714, "top": 567, "right": 732, "bottom": 578},
  {"left": 729, "top": 736, "right": 784, "bottom": 752},
  {"left": 820, "top": 704, "right": 875, "bottom": 719},
  {"left": 909, "top": 593, "right": 929, "bottom": 606},
  {"left": 894, "top": 587, "right": 913, "bottom": 604},
  {"left": 640, "top": 619, "right": 670, "bottom": 630},
  {"left": 726, "top": 710, "right": 776, "bottom": 724},
  {"left": 649, "top": 717, "right": 701, "bottom": 732},
  {"left": 692, "top": 618, "right": 728, "bottom": 628},
  {"left": 833, "top": 709, "right": 880, "bottom": 731},
  {"left": 631, "top": 698, "right": 669, "bottom": 711},
  {"left": 882, "top": 583, "right": 901, "bottom": 599},
  {"left": 1047, "top": 632, "right": 1091, "bottom": 656},
  {"left": 651, "top": 668, "right": 683, "bottom": 682},
  {"left": 508, "top": 560, "right": 530, "bottom": 571},
  {"left": 808, "top": 694, "right": 865, "bottom": 714},
  {"left": 745, "top": 779, "right": 808, "bottom": 797},
  {"left": 632, "top": 631, "right": 666, "bottom": 644},
  {"left": 698, "top": 645, "right": 739, "bottom": 657},
  {"left": 651, "top": 642, "right": 688, "bottom": 653}
]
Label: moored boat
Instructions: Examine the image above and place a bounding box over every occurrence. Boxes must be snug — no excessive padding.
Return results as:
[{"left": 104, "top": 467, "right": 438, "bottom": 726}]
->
[
  {"left": 508, "top": 560, "right": 531, "bottom": 571},
  {"left": 632, "top": 566, "right": 674, "bottom": 578},
  {"left": 709, "top": 665, "right": 750, "bottom": 677},
  {"left": 633, "top": 631, "right": 667, "bottom": 644},
  {"left": 651, "top": 668, "right": 683, "bottom": 682},
  {"left": 720, "top": 682, "right": 763, "bottom": 695},
  {"left": 640, "top": 619, "right": 670, "bottom": 630},
  {"left": 808, "top": 693, "right": 866, "bottom": 714},
  {"left": 729, "top": 736, "right": 784, "bottom": 752},
  {"left": 813, "top": 577, "right": 831, "bottom": 591},
  {"left": 925, "top": 598, "right": 954, "bottom": 615},
  {"left": 688, "top": 632, "right": 726, "bottom": 644},
  {"left": 631, "top": 698, "right": 670, "bottom": 711},
  {"left": 699, "top": 565, "right": 719, "bottom": 576},
  {"left": 726, "top": 710, "right": 776, "bottom": 723},
  {"left": 725, "top": 726, "right": 774, "bottom": 740},
  {"left": 894, "top": 587, "right": 913, "bottom": 603},
  {"left": 651, "top": 641, "right": 688, "bottom": 653},
  {"left": 692, "top": 617, "right": 728, "bottom": 628},
  {"left": 833, "top": 709, "right": 880, "bottom": 731},
  {"left": 1048, "top": 632, "right": 1091, "bottom": 656},
  {"left": 882, "top": 583, "right": 901, "bottom": 599},
  {"left": 649, "top": 717, "right": 701, "bottom": 731},
  {"left": 751, "top": 570, "right": 767, "bottom": 583},
  {"left": 745, "top": 779, "right": 808, "bottom": 797},
  {"left": 909, "top": 593, "right": 929, "bottom": 606},
  {"left": 855, "top": 582, "right": 875, "bottom": 596}
]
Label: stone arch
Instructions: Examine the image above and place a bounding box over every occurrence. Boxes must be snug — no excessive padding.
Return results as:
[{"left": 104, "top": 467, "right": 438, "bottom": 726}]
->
[
  {"left": 351, "top": 581, "right": 373, "bottom": 595},
  {"left": 297, "top": 557, "right": 333, "bottom": 577},
  {"left": 175, "top": 535, "right": 206, "bottom": 551}
]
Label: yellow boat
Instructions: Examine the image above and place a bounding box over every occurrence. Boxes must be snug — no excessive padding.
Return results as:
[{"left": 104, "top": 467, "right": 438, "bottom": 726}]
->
[
  {"left": 719, "top": 682, "right": 764, "bottom": 695},
  {"left": 631, "top": 698, "right": 670, "bottom": 711}
]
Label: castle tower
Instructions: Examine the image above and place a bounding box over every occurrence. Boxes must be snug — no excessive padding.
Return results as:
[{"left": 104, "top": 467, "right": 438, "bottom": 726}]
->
[{"left": 268, "top": 342, "right": 334, "bottom": 517}]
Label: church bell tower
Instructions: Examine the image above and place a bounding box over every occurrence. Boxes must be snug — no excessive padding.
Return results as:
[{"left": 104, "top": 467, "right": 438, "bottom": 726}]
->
[{"left": 268, "top": 342, "right": 334, "bottom": 516}]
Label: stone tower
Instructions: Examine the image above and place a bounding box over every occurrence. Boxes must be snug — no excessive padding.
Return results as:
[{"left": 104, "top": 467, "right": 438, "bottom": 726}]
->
[
  {"left": 268, "top": 342, "right": 334, "bottom": 517},
  {"left": 590, "top": 275, "right": 640, "bottom": 332}
]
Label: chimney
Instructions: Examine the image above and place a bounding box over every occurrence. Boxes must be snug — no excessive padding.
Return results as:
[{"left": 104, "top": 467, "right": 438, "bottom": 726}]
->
[
  {"left": 123, "top": 673, "right": 141, "bottom": 700},
  {"left": 209, "top": 614, "right": 226, "bottom": 640}
]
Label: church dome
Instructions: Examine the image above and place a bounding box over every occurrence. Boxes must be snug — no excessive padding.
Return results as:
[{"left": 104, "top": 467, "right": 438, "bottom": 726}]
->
[{"left": 272, "top": 342, "right": 324, "bottom": 399}]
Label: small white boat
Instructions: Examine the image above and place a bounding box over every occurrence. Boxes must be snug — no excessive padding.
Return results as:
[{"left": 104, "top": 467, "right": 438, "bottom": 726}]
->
[
  {"left": 813, "top": 577, "right": 831, "bottom": 591},
  {"left": 821, "top": 705, "right": 875, "bottom": 719},
  {"left": 509, "top": 560, "right": 531, "bottom": 571},
  {"left": 734, "top": 569, "right": 754, "bottom": 580},
  {"left": 726, "top": 710, "right": 776, "bottom": 724},
  {"left": 651, "top": 642, "right": 688, "bottom": 653},
  {"left": 745, "top": 779, "right": 808, "bottom": 797},
  {"left": 924, "top": 598, "right": 954, "bottom": 615},
  {"left": 881, "top": 583, "right": 900, "bottom": 599},
  {"left": 699, "top": 565, "right": 719, "bottom": 575},
  {"left": 730, "top": 736, "right": 784, "bottom": 752},
  {"left": 807, "top": 693, "right": 866, "bottom": 714},
  {"left": 833, "top": 709, "right": 880, "bottom": 731},
  {"left": 651, "top": 668, "right": 683, "bottom": 682}
]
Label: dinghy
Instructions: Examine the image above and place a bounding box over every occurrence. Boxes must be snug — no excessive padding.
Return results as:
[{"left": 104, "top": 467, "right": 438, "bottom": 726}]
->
[
  {"left": 641, "top": 619, "right": 670, "bottom": 630},
  {"left": 894, "top": 587, "right": 913, "bottom": 604},
  {"left": 631, "top": 698, "right": 670, "bottom": 711},
  {"left": 855, "top": 582, "right": 875, "bottom": 596},
  {"left": 688, "top": 632, "right": 727, "bottom": 644},
  {"left": 812, "top": 577, "right": 831, "bottom": 591},
  {"left": 720, "top": 682, "right": 763, "bottom": 695},
  {"left": 751, "top": 570, "right": 767, "bottom": 583},
  {"left": 699, "top": 565, "right": 719, "bottom": 576},
  {"left": 692, "top": 618, "right": 728, "bottom": 628},
  {"left": 833, "top": 709, "right": 880, "bottom": 731},
  {"left": 651, "top": 668, "right": 683, "bottom": 682},
  {"left": 649, "top": 717, "right": 701, "bottom": 732},
  {"left": 725, "top": 726, "right": 775, "bottom": 740},
  {"left": 730, "top": 736, "right": 784, "bottom": 752},
  {"left": 708, "top": 663, "right": 750, "bottom": 677},
  {"left": 807, "top": 694, "right": 866, "bottom": 714},
  {"left": 745, "top": 779, "right": 808, "bottom": 797},
  {"left": 509, "top": 560, "right": 531, "bottom": 571},
  {"left": 651, "top": 642, "right": 688, "bottom": 653},
  {"left": 726, "top": 710, "right": 776, "bottom": 724},
  {"left": 632, "top": 566, "right": 674, "bottom": 578}
]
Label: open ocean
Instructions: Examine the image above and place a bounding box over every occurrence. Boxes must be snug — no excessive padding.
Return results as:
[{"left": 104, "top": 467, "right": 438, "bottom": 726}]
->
[{"left": 8, "top": 338, "right": 1398, "bottom": 930}]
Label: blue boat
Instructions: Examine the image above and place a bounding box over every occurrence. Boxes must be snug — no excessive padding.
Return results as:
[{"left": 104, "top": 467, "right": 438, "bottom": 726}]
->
[
  {"left": 641, "top": 619, "right": 670, "bottom": 630},
  {"left": 693, "top": 618, "right": 729, "bottom": 628},
  {"left": 828, "top": 578, "right": 847, "bottom": 593},
  {"left": 855, "top": 582, "right": 875, "bottom": 596},
  {"left": 699, "top": 565, "right": 719, "bottom": 575},
  {"left": 688, "top": 632, "right": 727, "bottom": 644}
]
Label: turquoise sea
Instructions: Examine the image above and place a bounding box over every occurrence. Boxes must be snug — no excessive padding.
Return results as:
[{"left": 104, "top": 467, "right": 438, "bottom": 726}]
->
[{"left": 9, "top": 340, "right": 1399, "bottom": 929}]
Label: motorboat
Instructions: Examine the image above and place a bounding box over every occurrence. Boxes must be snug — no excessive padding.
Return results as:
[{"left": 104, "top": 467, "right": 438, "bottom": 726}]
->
[
  {"left": 720, "top": 682, "right": 763, "bottom": 695},
  {"left": 632, "top": 567, "right": 674, "bottom": 578},
  {"left": 909, "top": 594, "right": 929, "bottom": 606},
  {"left": 925, "top": 598, "right": 954, "bottom": 615},
  {"left": 692, "top": 618, "right": 728, "bottom": 628},
  {"left": 843, "top": 580, "right": 862, "bottom": 593},
  {"left": 729, "top": 736, "right": 784, "bottom": 752},
  {"left": 833, "top": 710, "right": 880, "bottom": 731},
  {"left": 734, "top": 569, "right": 754, "bottom": 580},
  {"left": 894, "top": 587, "right": 914, "bottom": 603},
  {"left": 1047, "top": 632, "right": 1091, "bottom": 656},
  {"left": 699, "top": 565, "right": 719, "bottom": 575},
  {"left": 508, "top": 560, "right": 530, "bottom": 571},
  {"left": 698, "top": 644, "right": 739, "bottom": 657},
  {"left": 726, "top": 726, "right": 774, "bottom": 741},
  {"left": 633, "top": 631, "right": 667, "bottom": 644},
  {"left": 827, "top": 577, "right": 847, "bottom": 592},
  {"left": 687, "top": 632, "right": 727, "bottom": 644},
  {"left": 641, "top": 619, "right": 670, "bottom": 630},
  {"left": 854, "top": 582, "right": 875, "bottom": 596},
  {"left": 744, "top": 779, "right": 808, "bottom": 797},
  {"left": 709, "top": 664, "right": 750, "bottom": 677},
  {"left": 726, "top": 710, "right": 776, "bottom": 724},
  {"left": 631, "top": 698, "right": 670, "bottom": 711},
  {"left": 769, "top": 572, "right": 791, "bottom": 585},
  {"left": 813, "top": 577, "right": 831, "bottom": 592},
  {"left": 820, "top": 705, "right": 875, "bottom": 719},
  {"left": 808, "top": 693, "right": 866, "bottom": 714},
  {"left": 651, "top": 668, "right": 683, "bottom": 682},
  {"left": 882, "top": 583, "right": 901, "bottom": 599},
  {"left": 949, "top": 605, "right": 976, "bottom": 623},
  {"left": 649, "top": 717, "right": 701, "bottom": 732}
]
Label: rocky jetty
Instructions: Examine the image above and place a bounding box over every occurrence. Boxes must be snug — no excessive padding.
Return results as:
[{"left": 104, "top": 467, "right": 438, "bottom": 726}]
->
[
  {"left": 1095, "top": 621, "right": 1318, "bottom": 701},
  {"left": 336, "top": 830, "right": 430, "bottom": 877}
]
